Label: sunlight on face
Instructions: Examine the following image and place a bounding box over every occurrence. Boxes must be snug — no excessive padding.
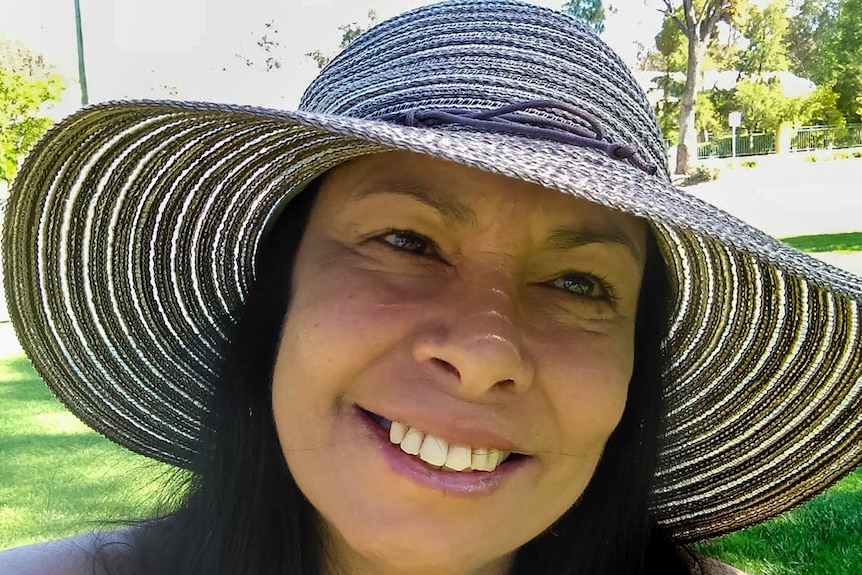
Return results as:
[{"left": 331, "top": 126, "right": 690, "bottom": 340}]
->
[{"left": 271, "top": 151, "right": 647, "bottom": 575}]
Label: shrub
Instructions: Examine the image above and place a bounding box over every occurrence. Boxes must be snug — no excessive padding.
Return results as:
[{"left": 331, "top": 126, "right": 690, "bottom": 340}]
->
[{"left": 683, "top": 165, "right": 719, "bottom": 185}]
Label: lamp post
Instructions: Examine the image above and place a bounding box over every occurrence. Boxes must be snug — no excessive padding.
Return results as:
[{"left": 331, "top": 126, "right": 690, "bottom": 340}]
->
[
  {"left": 74, "top": 0, "right": 89, "bottom": 106},
  {"left": 729, "top": 111, "right": 742, "bottom": 159}
]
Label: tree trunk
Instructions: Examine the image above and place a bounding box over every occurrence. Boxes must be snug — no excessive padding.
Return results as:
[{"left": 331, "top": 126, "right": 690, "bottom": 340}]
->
[{"left": 675, "top": 36, "right": 706, "bottom": 174}]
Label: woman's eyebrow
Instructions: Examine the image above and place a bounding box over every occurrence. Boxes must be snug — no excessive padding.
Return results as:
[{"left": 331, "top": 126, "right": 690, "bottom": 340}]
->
[
  {"left": 356, "top": 182, "right": 478, "bottom": 228},
  {"left": 545, "top": 225, "right": 644, "bottom": 263}
]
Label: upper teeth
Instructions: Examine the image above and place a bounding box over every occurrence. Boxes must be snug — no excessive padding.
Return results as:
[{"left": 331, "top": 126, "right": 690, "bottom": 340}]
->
[{"left": 388, "top": 421, "right": 511, "bottom": 472}]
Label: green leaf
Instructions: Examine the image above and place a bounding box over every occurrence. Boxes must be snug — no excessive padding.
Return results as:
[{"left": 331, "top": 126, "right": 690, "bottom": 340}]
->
[{"left": 0, "top": 39, "right": 64, "bottom": 183}]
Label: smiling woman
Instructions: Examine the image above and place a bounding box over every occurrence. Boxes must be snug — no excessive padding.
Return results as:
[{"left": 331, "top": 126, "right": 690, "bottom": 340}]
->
[
  {"left": 272, "top": 153, "right": 646, "bottom": 573},
  {"left": 1, "top": 1, "right": 860, "bottom": 575}
]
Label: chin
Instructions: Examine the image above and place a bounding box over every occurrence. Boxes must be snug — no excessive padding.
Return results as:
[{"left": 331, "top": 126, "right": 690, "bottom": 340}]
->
[{"left": 321, "top": 512, "right": 519, "bottom": 575}]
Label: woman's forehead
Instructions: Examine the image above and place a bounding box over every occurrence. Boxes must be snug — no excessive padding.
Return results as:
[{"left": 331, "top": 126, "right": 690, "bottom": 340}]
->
[{"left": 318, "top": 151, "right": 647, "bottom": 237}]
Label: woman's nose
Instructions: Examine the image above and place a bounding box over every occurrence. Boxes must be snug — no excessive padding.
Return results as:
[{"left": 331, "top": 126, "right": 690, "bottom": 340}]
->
[{"left": 411, "top": 271, "right": 535, "bottom": 398}]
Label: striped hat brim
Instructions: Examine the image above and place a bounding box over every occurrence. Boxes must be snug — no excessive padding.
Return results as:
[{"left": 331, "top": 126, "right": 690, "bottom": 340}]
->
[
  {"left": 4, "top": 99, "right": 861, "bottom": 541},
  {"left": 6, "top": 0, "right": 862, "bottom": 543}
]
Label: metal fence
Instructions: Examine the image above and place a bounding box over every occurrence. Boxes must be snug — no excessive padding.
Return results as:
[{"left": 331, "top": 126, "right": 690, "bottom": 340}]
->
[
  {"left": 698, "top": 132, "right": 776, "bottom": 158},
  {"left": 792, "top": 124, "right": 862, "bottom": 151},
  {"left": 698, "top": 124, "right": 862, "bottom": 159}
]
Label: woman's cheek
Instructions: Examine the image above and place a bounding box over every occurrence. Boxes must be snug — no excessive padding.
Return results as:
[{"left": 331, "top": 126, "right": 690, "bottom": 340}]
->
[{"left": 538, "top": 329, "right": 634, "bottom": 447}]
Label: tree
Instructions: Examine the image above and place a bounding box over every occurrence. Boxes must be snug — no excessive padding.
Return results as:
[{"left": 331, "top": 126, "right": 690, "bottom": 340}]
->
[
  {"left": 0, "top": 39, "right": 64, "bottom": 184},
  {"left": 799, "top": 82, "right": 844, "bottom": 125},
  {"left": 695, "top": 90, "right": 723, "bottom": 139},
  {"left": 659, "top": 0, "right": 746, "bottom": 174},
  {"left": 812, "top": 0, "right": 862, "bottom": 122},
  {"left": 306, "top": 10, "right": 379, "bottom": 70},
  {"left": 652, "top": 14, "right": 688, "bottom": 72},
  {"left": 642, "top": 11, "right": 739, "bottom": 74},
  {"left": 642, "top": 12, "right": 737, "bottom": 145},
  {"left": 642, "top": 16, "right": 687, "bottom": 143},
  {"left": 786, "top": 0, "right": 839, "bottom": 78},
  {"left": 732, "top": 78, "right": 798, "bottom": 132},
  {"left": 737, "top": 0, "right": 791, "bottom": 77},
  {"left": 562, "top": 0, "right": 607, "bottom": 33}
]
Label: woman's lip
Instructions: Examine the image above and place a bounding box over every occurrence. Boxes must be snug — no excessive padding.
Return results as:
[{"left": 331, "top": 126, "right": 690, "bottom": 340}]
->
[
  {"left": 355, "top": 407, "right": 531, "bottom": 495},
  {"left": 356, "top": 404, "right": 525, "bottom": 454}
]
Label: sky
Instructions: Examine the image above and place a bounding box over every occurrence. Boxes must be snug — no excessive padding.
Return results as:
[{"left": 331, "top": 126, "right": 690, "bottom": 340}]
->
[{"left": 0, "top": 0, "right": 665, "bottom": 115}]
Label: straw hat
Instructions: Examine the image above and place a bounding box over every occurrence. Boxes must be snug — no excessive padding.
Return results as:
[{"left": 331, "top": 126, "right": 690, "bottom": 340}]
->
[{"left": 3, "top": 0, "right": 861, "bottom": 541}]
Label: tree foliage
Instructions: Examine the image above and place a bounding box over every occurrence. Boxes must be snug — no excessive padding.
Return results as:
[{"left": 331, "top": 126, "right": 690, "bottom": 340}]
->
[
  {"left": 643, "top": 14, "right": 688, "bottom": 72},
  {"left": 0, "top": 38, "right": 64, "bottom": 184},
  {"left": 798, "top": 82, "right": 845, "bottom": 125},
  {"left": 732, "top": 78, "right": 797, "bottom": 131},
  {"left": 642, "top": 10, "right": 740, "bottom": 73},
  {"left": 695, "top": 90, "right": 723, "bottom": 137},
  {"left": 786, "top": 0, "right": 839, "bottom": 78},
  {"left": 812, "top": 0, "right": 862, "bottom": 122},
  {"left": 737, "top": 0, "right": 791, "bottom": 77},
  {"left": 306, "top": 10, "right": 379, "bottom": 70},
  {"left": 730, "top": 78, "right": 844, "bottom": 132},
  {"left": 643, "top": 0, "right": 854, "bottom": 146},
  {"left": 562, "top": 0, "right": 606, "bottom": 33},
  {"left": 242, "top": 10, "right": 379, "bottom": 72},
  {"left": 645, "top": 17, "right": 687, "bottom": 144},
  {"left": 237, "top": 20, "right": 285, "bottom": 71}
]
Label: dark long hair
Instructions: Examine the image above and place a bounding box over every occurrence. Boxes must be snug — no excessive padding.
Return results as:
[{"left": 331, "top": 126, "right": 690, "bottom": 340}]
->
[{"left": 128, "top": 181, "right": 690, "bottom": 575}]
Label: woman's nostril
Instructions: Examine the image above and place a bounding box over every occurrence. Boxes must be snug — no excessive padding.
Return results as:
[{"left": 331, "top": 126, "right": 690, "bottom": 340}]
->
[{"left": 434, "top": 358, "right": 460, "bottom": 378}]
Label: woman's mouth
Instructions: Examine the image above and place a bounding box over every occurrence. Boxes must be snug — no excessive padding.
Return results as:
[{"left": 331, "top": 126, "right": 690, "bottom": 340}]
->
[{"left": 361, "top": 409, "right": 524, "bottom": 473}]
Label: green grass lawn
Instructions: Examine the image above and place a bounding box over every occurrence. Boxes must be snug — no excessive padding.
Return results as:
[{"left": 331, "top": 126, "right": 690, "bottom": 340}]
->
[
  {"left": 695, "top": 470, "right": 862, "bottom": 574},
  {"left": 781, "top": 232, "right": 862, "bottom": 253},
  {"left": 0, "top": 351, "right": 175, "bottom": 549}
]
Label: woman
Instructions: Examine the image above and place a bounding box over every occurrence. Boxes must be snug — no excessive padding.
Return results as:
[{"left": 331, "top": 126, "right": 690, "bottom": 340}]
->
[{"left": 1, "top": 1, "right": 860, "bottom": 574}]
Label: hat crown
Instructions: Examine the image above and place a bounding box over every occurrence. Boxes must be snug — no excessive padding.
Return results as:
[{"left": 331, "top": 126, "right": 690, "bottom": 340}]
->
[{"left": 299, "top": 0, "right": 669, "bottom": 180}]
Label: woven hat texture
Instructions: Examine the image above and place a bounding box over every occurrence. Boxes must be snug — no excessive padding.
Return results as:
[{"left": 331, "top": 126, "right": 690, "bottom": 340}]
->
[{"left": 3, "top": 0, "right": 862, "bottom": 541}]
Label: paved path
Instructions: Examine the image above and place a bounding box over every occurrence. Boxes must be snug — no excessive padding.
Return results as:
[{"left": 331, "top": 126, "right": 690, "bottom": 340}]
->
[
  {"left": 0, "top": 322, "right": 22, "bottom": 357},
  {"left": 809, "top": 252, "right": 862, "bottom": 277},
  {"left": 688, "top": 157, "right": 862, "bottom": 238},
  {"left": 688, "top": 157, "right": 862, "bottom": 277}
]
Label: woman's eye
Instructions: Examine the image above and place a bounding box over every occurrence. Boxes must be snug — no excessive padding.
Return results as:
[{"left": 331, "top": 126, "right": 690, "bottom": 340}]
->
[
  {"left": 382, "top": 231, "right": 432, "bottom": 254},
  {"left": 552, "top": 273, "right": 606, "bottom": 299}
]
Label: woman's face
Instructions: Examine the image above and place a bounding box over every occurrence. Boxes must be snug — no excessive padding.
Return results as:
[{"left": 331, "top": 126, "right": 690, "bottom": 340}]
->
[{"left": 271, "top": 151, "right": 647, "bottom": 575}]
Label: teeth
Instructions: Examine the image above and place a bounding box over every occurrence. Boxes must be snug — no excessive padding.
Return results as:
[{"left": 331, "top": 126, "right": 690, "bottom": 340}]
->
[
  {"left": 387, "top": 421, "right": 515, "bottom": 472},
  {"left": 487, "top": 449, "right": 511, "bottom": 469},
  {"left": 444, "top": 445, "right": 472, "bottom": 471},
  {"left": 419, "top": 435, "right": 448, "bottom": 467},
  {"left": 400, "top": 427, "right": 424, "bottom": 456},
  {"left": 389, "top": 421, "right": 408, "bottom": 444},
  {"left": 471, "top": 447, "right": 489, "bottom": 471},
  {"left": 489, "top": 449, "right": 501, "bottom": 470}
]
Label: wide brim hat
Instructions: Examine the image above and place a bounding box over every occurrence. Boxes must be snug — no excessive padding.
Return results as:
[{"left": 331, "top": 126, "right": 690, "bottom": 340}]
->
[{"left": 3, "top": 0, "right": 861, "bottom": 542}]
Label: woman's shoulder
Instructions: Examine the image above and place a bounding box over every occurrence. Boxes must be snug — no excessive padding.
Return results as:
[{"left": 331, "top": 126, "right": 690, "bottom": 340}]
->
[{"left": 0, "top": 529, "right": 134, "bottom": 575}]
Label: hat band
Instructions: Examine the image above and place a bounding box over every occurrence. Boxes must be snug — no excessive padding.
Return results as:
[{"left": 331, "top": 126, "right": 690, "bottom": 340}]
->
[{"left": 377, "top": 99, "right": 657, "bottom": 175}]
